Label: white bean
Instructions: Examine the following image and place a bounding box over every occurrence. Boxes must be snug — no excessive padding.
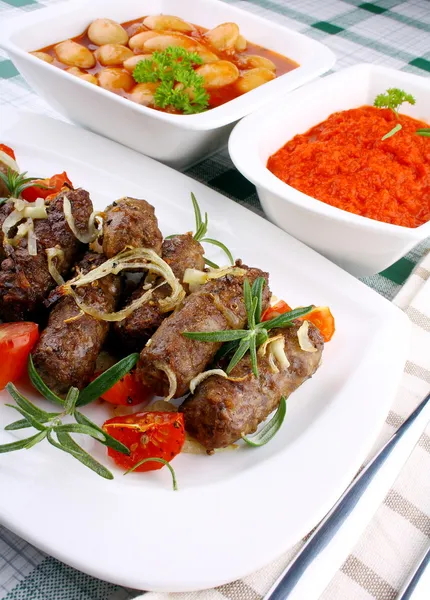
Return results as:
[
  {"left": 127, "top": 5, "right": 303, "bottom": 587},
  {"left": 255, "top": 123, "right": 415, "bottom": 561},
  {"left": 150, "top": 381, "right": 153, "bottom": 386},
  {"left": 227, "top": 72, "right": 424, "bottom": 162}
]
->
[
  {"left": 129, "top": 31, "right": 159, "bottom": 52},
  {"left": 195, "top": 60, "right": 239, "bottom": 89},
  {"left": 143, "top": 15, "right": 194, "bottom": 33},
  {"left": 235, "top": 35, "right": 247, "bottom": 52},
  {"left": 239, "top": 55, "right": 276, "bottom": 71},
  {"left": 88, "top": 18, "right": 129, "bottom": 46},
  {"left": 143, "top": 32, "right": 196, "bottom": 52},
  {"left": 129, "top": 82, "right": 158, "bottom": 106},
  {"left": 97, "top": 68, "right": 134, "bottom": 92},
  {"left": 66, "top": 67, "right": 98, "bottom": 85},
  {"left": 54, "top": 40, "right": 95, "bottom": 69},
  {"left": 235, "top": 67, "right": 275, "bottom": 94},
  {"left": 194, "top": 47, "right": 219, "bottom": 63},
  {"left": 95, "top": 44, "right": 134, "bottom": 66},
  {"left": 123, "top": 54, "right": 153, "bottom": 73},
  {"left": 30, "top": 51, "right": 54, "bottom": 64},
  {"left": 204, "top": 23, "right": 239, "bottom": 52}
]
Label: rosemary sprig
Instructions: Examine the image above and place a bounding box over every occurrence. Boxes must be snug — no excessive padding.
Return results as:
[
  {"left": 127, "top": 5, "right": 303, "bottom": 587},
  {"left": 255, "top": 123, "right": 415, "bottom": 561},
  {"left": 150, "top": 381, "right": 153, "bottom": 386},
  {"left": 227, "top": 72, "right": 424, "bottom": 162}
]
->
[
  {"left": 416, "top": 128, "right": 430, "bottom": 137},
  {"left": 183, "top": 277, "right": 313, "bottom": 377},
  {"left": 0, "top": 169, "right": 47, "bottom": 199},
  {"left": 241, "top": 396, "right": 287, "bottom": 446},
  {"left": 0, "top": 354, "right": 142, "bottom": 478},
  {"left": 167, "top": 192, "right": 234, "bottom": 269},
  {"left": 374, "top": 88, "right": 416, "bottom": 140},
  {"left": 124, "top": 457, "right": 178, "bottom": 490}
]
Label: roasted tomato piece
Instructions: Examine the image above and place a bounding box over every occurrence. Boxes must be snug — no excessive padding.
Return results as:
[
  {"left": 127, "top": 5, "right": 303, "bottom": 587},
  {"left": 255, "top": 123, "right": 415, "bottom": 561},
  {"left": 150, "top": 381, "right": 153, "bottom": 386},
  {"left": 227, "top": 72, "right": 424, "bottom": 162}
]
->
[
  {"left": 261, "top": 300, "right": 292, "bottom": 321},
  {"left": 262, "top": 300, "right": 335, "bottom": 342},
  {"left": 103, "top": 411, "right": 185, "bottom": 471},
  {"left": 0, "top": 144, "right": 16, "bottom": 160},
  {"left": 0, "top": 323, "right": 39, "bottom": 390},
  {"left": 100, "top": 371, "right": 152, "bottom": 406},
  {"left": 21, "top": 172, "right": 73, "bottom": 202}
]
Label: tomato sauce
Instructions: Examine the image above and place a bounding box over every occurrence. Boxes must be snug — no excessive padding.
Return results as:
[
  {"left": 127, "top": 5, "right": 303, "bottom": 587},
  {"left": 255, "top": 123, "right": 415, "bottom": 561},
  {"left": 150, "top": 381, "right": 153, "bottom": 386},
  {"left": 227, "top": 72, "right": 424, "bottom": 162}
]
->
[
  {"left": 36, "top": 16, "right": 298, "bottom": 113},
  {"left": 267, "top": 106, "right": 430, "bottom": 228}
]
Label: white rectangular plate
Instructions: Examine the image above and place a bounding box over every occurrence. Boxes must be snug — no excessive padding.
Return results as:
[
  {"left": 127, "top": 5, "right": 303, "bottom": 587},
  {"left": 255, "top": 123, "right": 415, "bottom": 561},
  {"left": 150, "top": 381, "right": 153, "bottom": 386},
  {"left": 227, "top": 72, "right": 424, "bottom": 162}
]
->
[{"left": 0, "top": 110, "right": 410, "bottom": 592}]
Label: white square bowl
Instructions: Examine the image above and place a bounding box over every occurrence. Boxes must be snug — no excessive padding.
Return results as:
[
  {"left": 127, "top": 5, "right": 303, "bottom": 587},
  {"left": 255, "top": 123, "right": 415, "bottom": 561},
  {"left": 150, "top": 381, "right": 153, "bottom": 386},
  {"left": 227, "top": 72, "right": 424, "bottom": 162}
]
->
[
  {"left": 228, "top": 64, "right": 430, "bottom": 277},
  {"left": 0, "top": 0, "right": 335, "bottom": 171}
]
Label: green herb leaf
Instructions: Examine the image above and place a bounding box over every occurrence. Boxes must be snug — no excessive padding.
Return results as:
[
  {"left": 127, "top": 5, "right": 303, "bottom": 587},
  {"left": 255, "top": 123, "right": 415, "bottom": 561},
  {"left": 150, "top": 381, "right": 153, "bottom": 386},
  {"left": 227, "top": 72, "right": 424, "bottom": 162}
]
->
[
  {"left": 64, "top": 387, "right": 79, "bottom": 414},
  {"left": 74, "top": 411, "right": 130, "bottom": 455},
  {"left": 28, "top": 355, "right": 65, "bottom": 407},
  {"left": 4, "top": 403, "right": 47, "bottom": 432},
  {"left": 124, "top": 457, "right": 178, "bottom": 490},
  {"left": 251, "top": 277, "right": 266, "bottom": 325},
  {"left": 241, "top": 397, "right": 287, "bottom": 447},
  {"left": 0, "top": 169, "right": 48, "bottom": 199},
  {"left": 200, "top": 238, "right": 234, "bottom": 265},
  {"left": 4, "top": 418, "right": 33, "bottom": 431},
  {"left": 204, "top": 257, "right": 220, "bottom": 269},
  {"left": 249, "top": 335, "right": 258, "bottom": 378},
  {"left": 5, "top": 382, "right": 60, "bottom": 421},
  {"left": 183, "top": 329, "right": 249, "bottom": 343},
  {"left": 416, "top": 128, "right": 430, "bottom": 137},
  {"left": 76, "top": 353, "right": 139, "bottom": 407},
  {"left": 48, "top": 431, "right": 113, "bottom": 480},
  {"left": 373, "top": 88, "right": 416, "bottom": 115},
  {"left": 133, "top": 46, "right": 209, "bottom": 115},
  {"left": 226, "top": 337, "right": 251, "bottom": 374},
  {"left": 53, "top": 423, "right": 106, "bottom": 442},
  {"left": 24, "top": 430, "right": 48, "bottom": 449},
  {"left": 0, "top": 431, "right": 48, "bottom": 454},
  {"left": 381, "top": 123, "right": 402, "bottom": 141},
  {"left": 191, "top": 192, "right": 202, "bottom": 233},
  {"left": 213, "top": 339, "right": 240, "bottom": 363},
  {"left": 260, "top": 306, "right": 314, "bottom": 331},
  {"left": 243, "top": 279, "right": 255, "bottom": 330}
]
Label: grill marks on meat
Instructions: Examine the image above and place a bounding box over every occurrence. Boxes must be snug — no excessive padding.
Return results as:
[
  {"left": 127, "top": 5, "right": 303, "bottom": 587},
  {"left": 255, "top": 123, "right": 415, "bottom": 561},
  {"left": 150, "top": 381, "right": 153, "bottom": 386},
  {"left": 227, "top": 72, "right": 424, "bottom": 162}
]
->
[
  {"left": 114, "top": 233, "right": 205, "bottom": 352},
  {"left": 32, "top": 252, "right": 121, "bottom": 396},
  {"left": 138, "top": 265, "right": 270, "bottom": 398},
  {"left": 0, "top": 188, "right": 93, "bottom": 322},
  {"left": 181, "top": 322, "right": 324, "bottom": 451},
  {"left": 102, "top": 197, "right": 163, "bottom": 258}
]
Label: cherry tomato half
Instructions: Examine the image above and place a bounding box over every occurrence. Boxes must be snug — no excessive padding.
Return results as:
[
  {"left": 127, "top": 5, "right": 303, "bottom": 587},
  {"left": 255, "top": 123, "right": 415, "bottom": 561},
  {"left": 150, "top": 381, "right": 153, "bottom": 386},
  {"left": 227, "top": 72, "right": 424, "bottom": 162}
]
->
[
  {"left": 100, "top": 370, "right": 152, "bottom": 406},
  {"left": 0, "top": 323, "right": 39, "bottom": 390},
  {"left": 103, "top": 411, "right": 185, "bottom": 472},
  {"left": 262, "top": 300, "right": 335, "bottom": 342},
  {"left": 21, "top": 172, "right": 73, "bottom": 203},
  {"left": 0, "top": 144, "right": 16, "bottom": 160}
]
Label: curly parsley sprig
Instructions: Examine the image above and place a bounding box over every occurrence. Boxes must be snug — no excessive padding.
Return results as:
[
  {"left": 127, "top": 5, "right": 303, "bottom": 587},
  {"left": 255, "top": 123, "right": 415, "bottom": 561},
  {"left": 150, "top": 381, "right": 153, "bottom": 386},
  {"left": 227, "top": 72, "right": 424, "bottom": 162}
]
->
[
  {"left": 133, "top": 46, "right": 210, "bottom": 115},
  {"left": 374, "top": 88, "right": 416, "bottom": 140}
]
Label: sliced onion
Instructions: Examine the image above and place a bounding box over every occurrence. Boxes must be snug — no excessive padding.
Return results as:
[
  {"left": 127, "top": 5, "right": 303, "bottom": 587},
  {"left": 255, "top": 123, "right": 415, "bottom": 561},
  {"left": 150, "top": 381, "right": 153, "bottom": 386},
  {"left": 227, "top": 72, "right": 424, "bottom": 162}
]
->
[
  {"left": 189, "top": 369, "right": 247, "bottom": 394},
  {"left": 2, "top": 209, "right": 23, "bottom": 238},
  {"left": 46, "top": 247, "right": 65, "bottom": 286},
  {"left": 297, "top": 320, "right": 317, "bottom": 353},
  {"left": 26, "top": 220, "right": 37, "bottom": 256},
  {"left": 0, "top": 150, "right": 19, "bottom": 174},
  {"left": 154, "top": 362, "right": 177, "bottom": 402},
  {"left": 23, "top": 203, "right": 47, "bottom": 219},
  {"left": 183, "top": 266, "right": 246, "bottom": 293},
  {"left": 62, "top": 247, "right": 185, "bottom": 320},
  {"left": 63, "top": 195, "right": 102, "bottom": 244},
  {"left": 259, "top": 334, "right": 290, "bottom": 373}
]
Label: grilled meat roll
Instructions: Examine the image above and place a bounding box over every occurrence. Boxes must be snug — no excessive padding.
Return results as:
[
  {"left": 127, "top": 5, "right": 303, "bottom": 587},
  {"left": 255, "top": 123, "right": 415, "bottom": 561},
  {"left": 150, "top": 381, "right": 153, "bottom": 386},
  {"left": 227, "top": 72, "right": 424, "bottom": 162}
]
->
[
  {"left": 181, "top": 322, "right": 324, "bottom": 451},
  {"left": 0, "top": 188, "right": 93, "bottom": 322},
  {"left": 114, "top": 233, "right": 205, "bottom": 352},
  {"left": 0, "top": 201, "right": 14, "bottom": 262},
  {"left": 102, "top": 197, "right": 163, "bottom": 258},
  {"left": 138, "top": 264, "right": 270, "bottom": 398},
  {"left": 32, "top": 252, "right": 121, "bottom": 396}
]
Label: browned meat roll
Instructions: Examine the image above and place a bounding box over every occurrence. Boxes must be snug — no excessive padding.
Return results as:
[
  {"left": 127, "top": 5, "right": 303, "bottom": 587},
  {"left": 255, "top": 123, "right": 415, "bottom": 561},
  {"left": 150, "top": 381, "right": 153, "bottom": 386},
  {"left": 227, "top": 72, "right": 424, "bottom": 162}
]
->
[
  {"left": 0, "top": 188, "right": 93, "bottom": 322},
  {"left": 0, "top": 201, "right": 14, "bottom": 262},
  {"left": 102, "top": 197, "right": 163, "bottom": 258},
  {"left": 181, "top": 322, "right": 324, "bottom": 451},
  {"left": 32, "top": 252, "right": 121, "bottom": 396},
  {"left": 138, "top": 264, "right": 270, "bottom": 398},
  {"left": 114, "top": 233, "right": 205, "bottom": 352}
]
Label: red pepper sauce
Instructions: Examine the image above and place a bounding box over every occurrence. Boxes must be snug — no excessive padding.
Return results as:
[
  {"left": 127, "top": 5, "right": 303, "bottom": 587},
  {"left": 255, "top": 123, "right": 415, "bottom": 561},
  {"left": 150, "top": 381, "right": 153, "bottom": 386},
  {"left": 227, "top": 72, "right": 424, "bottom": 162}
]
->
[
  {"left": 36, "top": 17, "right": 298, "bottom": 113},
  {"left": 267, "top": 106, "right": 430, "bottom": 228}
]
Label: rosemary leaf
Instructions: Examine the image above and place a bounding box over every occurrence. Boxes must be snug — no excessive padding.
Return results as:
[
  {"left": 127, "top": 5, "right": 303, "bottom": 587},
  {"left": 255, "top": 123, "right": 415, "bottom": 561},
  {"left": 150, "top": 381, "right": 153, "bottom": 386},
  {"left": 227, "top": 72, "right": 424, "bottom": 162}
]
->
[
  {"left": 4, "top": 404, "right": 47, "bottom": 432},
  {"left": 53, "top": 423, "right": 106, "bottom": 442},
  {"left": 226, "top": 337, "right": 251, "bottom": 374},
  {"left": 48, "top": 431, "right": 113, "bottom": 480},
  {"left": 24, "top": 430, "right": 48, "bottom": 449},
  {"left": 200, "top": 238, "right": 234, "bottom": 265},
  {"left": 251, "top": 277, "right": 266, "bottom": 324},
  {"left": 0, "top": 432, "right": 48, "bottom": 454},
  {"left": 243, "top": 279, "right": 255, "bottom": 329},
  {"left": 64, "top": 387, "right": 80, "bottom": 414},
  {"left": 5, "top": 382, "right": 60, "bottom": 421},
  {"left": 249, "top": 335, "right": 258, "bottom": 378},
  {"left": 76, "top": 353, "right": 139, "bottom": 407},
  {"left": 241, "top": 397, "right": 287, "bottom": 447},
  {"left": 28, "top": 355, "right": 65, "bottom": 407},
  {"left": 260, "top": 306, "right": 314, "bottom": 331},
  {"left": 74, "top": 411, "right": 130, "bottom": 455},
  {"left": 191, "top": 191, "right": 202, "bottom": 232},
  {"left": 416, "top": 128, "right": 430, "bottom": 137},
  {"left": 4, "top": 418, "right": 34, "bottom": 431},
  {"left": 183, "top": 329, "right": 249, "bottom": 343},
  {"left": 204, "top": 257, "right": 220, "bottom": 269},
  {"left": 124, "top": 457, "right": 178, "bottom": 490}
]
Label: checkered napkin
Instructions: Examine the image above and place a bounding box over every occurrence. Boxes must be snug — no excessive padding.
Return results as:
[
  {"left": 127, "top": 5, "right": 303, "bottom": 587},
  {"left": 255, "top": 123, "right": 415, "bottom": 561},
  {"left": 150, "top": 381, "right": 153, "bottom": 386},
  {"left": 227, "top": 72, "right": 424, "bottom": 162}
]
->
[{"left": 133, "top": 252, "right": 430, "bottom": 600}]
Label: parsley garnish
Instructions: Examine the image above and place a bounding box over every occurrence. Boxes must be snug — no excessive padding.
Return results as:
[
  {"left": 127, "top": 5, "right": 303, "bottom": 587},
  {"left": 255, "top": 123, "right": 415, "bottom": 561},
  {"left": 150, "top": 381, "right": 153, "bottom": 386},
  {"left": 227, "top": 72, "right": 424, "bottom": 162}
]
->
[
  {"left": 133, "top": 46, "right": 210, "bottom": 115},
  {"left": 374, "top": 88, "right": 416, "bottom": 140}
]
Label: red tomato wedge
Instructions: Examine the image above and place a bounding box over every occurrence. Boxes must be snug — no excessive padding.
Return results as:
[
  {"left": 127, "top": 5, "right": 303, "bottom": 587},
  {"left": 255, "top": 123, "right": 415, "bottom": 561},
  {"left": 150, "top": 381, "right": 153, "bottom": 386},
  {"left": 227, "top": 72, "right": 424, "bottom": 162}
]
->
[
  {"left": 100, "top": 371, "right": 152, "bottom": 406},
  {"left": 0, "top": 323, "right": 39, "bottom": 390},
  {"left": 103, "top": 412, "right": 185, "bottom": 472},
  {"left": 21, "top": 172, "right": 73, "bottom": 202},
  {"left": 262, "top": 301, "right": 335, "bottom": 342},
  {"left": 0, "top": 144, "right": 16, "bottom": 160}
]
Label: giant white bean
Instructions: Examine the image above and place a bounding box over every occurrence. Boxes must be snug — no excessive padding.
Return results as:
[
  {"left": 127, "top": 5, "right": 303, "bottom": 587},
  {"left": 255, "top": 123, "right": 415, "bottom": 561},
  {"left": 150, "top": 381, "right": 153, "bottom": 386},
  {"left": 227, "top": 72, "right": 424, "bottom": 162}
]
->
[
  {"left": 95, "top": 44, "right": 134, "bottom": 66},
  {"left": 88, "top": 18, "right": 129, "bottom": 46},
  {"left": 54, "top": 40, "right": 95, "bottom": 69},
  {"left": 195, "top": 61, "right": 239, "bottom": 89}
]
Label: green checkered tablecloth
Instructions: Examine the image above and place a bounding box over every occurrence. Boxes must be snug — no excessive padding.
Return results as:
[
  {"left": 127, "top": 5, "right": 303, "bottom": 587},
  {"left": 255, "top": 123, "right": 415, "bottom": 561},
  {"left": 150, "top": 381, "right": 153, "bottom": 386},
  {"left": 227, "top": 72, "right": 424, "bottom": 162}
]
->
[{"left": 0, "top": 1, "right": 429, "bottom": 599}]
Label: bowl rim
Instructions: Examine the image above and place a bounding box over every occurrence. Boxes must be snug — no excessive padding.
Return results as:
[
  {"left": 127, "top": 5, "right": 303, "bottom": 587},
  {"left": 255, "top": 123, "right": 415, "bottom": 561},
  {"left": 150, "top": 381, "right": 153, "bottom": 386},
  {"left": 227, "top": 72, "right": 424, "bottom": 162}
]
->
[
  {"left": 229, "top": 63, "right": 430, "bottom": 236},
  {"left": 0, "top": 0, "right": 336, "bottom": 131}
]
